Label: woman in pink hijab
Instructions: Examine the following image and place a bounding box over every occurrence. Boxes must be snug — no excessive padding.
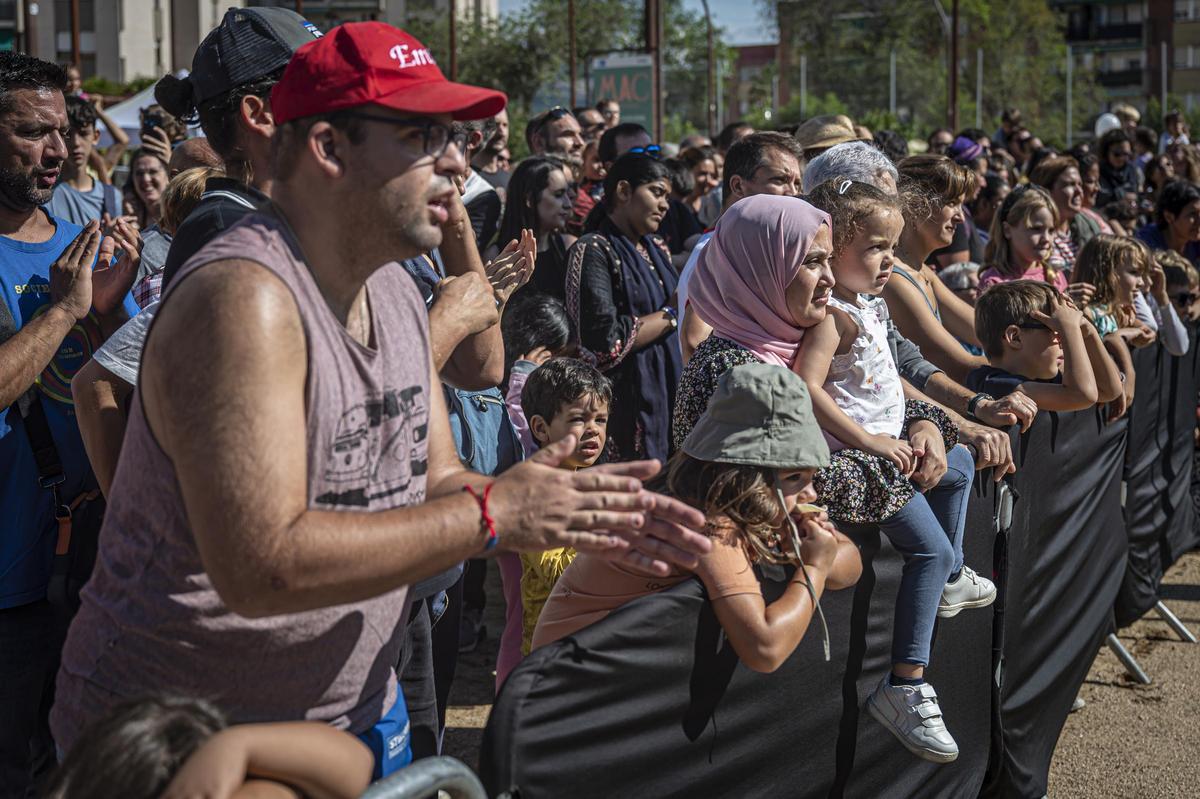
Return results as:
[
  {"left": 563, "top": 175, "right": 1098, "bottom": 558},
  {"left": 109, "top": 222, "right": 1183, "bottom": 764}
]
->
[{"left": 672, "top": 194, "right": 834, "bottom": 448}]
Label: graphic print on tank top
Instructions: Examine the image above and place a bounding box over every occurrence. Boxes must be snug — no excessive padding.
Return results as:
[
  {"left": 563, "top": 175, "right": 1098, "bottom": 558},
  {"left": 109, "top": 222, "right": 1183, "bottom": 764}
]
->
[{"left": 318, "top": 384, "right": 429, "bottom": 508}]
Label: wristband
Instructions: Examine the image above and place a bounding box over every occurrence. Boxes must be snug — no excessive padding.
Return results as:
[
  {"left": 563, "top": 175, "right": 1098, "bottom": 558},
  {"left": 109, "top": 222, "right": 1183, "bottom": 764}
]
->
[
  {"left": 966, "top": 392, "right": 993, "bottom": 422},
  {"left": 464, "top": 483, "right": 498, "bottom": 551},
  {"left": 660, "top": 304, "right": 678, "bottom": 330}
]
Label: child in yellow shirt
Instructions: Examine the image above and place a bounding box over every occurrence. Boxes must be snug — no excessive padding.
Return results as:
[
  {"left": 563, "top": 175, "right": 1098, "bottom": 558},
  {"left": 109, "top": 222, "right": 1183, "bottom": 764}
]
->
[{"left": 518, "top": 357, "right": 612, "bottom": 653}]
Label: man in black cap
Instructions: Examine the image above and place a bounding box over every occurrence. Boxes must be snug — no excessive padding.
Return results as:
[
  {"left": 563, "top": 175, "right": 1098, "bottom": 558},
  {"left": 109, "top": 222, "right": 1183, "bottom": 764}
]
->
[{"left": 67, "top": 7, "right": 322, "bottom": 498}]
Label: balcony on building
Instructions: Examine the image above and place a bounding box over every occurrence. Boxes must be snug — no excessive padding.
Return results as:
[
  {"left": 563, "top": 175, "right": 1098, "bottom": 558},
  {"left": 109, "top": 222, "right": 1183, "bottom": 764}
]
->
[{"left": 1097, "top": 66, "right": 1145, "bottom": 87}]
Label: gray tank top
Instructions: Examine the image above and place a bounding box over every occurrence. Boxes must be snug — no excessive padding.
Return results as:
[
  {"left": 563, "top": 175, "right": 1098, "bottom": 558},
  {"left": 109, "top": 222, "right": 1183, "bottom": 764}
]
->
[{"left": 52, "top": 214, "right": 431, "bottom": 751}]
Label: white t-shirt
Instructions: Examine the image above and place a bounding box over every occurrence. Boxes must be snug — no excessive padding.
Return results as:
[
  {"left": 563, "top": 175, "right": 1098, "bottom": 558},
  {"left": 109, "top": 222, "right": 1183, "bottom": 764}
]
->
[
  {"left": 460, "top": 170, "right": 494, "bottom": 206},
  {"left": 91, "top": 302, "right": 159, "bottom": 386},
  {"left": 676, "top": 231, "right": 713, "bottom": 319}
]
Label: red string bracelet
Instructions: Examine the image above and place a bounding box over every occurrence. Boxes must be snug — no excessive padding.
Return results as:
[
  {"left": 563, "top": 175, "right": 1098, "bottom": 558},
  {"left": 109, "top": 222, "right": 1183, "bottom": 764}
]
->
[{"left": 464, "top": 483, "right": 498, "bottom": 551}]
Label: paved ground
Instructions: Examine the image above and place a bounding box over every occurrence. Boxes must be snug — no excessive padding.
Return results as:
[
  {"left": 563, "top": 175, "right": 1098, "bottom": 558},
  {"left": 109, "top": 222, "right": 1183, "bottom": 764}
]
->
[{"left": 443, "top": 553, "right": 1200, "bottom": 796}]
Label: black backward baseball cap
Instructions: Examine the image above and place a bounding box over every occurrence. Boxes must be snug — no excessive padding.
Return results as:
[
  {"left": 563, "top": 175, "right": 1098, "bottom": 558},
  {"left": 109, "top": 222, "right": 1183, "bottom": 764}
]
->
[{"left": 156, "top": 7, "right": 322, "bottom": 115}]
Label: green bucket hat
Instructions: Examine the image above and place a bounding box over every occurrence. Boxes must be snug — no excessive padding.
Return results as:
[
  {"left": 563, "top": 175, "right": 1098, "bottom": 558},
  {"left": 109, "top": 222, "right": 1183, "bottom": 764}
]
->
[{"left": 682, "top": 363, "right": 831, "bottom": 470}]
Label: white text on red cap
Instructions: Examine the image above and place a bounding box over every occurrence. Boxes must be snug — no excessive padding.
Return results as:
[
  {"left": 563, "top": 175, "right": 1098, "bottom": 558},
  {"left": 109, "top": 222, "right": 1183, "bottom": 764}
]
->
[{"left": 389, "top": 44, "right": 436, "bottom": 69}]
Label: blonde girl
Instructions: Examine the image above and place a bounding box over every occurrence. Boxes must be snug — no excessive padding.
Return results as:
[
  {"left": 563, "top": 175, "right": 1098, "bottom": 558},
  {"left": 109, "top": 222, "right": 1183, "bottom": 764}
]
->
[
  {"left": 1071, "top": 234, "right": 1160, "bottom": 418},
  {"left": 979, "top": 184, "right": 1069, "bottom": 294}
]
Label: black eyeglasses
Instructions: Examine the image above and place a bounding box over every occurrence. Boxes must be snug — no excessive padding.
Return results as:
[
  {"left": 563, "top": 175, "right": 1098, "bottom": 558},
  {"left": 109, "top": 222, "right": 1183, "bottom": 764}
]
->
[
  {"left": 1016, "top": 321, "right": 1052, "bottom": 331},
  {"left": 628, "top": 144, "right": 662, "bottom": 158},
  {"left": 1111, "top": 149, "right": 1133, "bottom": 159},
  {"left": 337, "top": 112, "right": 468, "bottom": 158},
  {"left": 1174, "top": 291, "right": 1199, "bottom": 305}
]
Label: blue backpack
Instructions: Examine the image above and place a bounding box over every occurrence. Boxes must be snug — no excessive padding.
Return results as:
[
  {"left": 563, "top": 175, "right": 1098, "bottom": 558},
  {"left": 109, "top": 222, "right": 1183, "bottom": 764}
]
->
[{"left": 445, "top": 386, "right": 524, "bottom": 477}]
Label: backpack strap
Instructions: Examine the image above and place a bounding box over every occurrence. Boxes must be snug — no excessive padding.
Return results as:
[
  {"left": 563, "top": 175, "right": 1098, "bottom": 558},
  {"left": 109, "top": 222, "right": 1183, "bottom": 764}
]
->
[
  {"left": 101, "top": 182, "right": 122, "bottom": 221},
  {"left": 0, "top": 296, "right": 77, "bottom": 571}
]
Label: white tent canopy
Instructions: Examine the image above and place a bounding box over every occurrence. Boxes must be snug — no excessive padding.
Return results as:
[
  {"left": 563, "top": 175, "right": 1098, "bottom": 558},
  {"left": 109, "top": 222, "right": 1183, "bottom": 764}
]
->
[
  {"left": 96, "top": 71, "right": 194, "bottom": 147},
  {"left": 96, "top": 83, "right": 157, "bottom": 147}
]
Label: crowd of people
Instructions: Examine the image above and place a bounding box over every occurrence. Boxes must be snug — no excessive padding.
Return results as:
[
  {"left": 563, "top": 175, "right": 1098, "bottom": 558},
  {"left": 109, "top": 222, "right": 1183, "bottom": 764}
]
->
[{"left": 2, "top": 7, "right": 1199, "bottom": 798}]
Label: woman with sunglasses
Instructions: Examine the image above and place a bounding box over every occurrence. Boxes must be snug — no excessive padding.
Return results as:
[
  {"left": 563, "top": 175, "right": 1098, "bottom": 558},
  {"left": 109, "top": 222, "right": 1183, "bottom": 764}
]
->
[
  {"left": 487, "top": 156, "right": 577, "bottom": 300},
  {"left": 565, "top": 153, "right": 681, "bottom": 463},
  {"left": 1095, "top": 128, "right": 1140, "bottom": 210}
]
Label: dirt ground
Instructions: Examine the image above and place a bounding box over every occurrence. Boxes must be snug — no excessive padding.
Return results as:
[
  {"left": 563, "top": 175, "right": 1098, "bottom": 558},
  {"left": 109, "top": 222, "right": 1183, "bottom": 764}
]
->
[
  {"left": 1048, "top": 551, "right": 1200, "bottom": 798},
  {"left": 443, "top": 553, "right": 1200, "bottom": 797}
]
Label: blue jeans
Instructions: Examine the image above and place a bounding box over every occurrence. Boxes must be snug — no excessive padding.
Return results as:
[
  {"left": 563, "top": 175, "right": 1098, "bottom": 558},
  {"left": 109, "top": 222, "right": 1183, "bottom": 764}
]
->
[{"left": 878, "top": 444, "right": 974, "bottom": 667}]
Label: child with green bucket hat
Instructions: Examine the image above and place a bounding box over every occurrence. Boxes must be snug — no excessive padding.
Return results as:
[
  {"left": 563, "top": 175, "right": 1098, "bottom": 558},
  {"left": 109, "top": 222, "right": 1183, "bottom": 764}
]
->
[{"left": 531, "top": 363, "right": 861, "bottom": 673}]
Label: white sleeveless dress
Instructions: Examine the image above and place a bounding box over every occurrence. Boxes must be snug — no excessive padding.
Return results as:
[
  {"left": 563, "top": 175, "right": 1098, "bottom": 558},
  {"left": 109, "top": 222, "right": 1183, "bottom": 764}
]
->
[{"left": 822, "top": 295, "right": 906, "bottom": 452}]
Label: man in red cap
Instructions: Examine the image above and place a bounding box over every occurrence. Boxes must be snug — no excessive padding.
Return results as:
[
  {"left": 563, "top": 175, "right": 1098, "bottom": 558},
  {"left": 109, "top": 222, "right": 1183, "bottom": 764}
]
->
[{"left": 51, "top": 22, "right": 709, "bottom": 778}]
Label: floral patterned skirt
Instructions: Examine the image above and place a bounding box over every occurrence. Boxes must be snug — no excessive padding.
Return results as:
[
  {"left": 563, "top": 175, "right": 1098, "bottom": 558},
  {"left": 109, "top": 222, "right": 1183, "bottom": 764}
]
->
[{"left": 814, "top": 400, "right": 959, "bottom": 524}]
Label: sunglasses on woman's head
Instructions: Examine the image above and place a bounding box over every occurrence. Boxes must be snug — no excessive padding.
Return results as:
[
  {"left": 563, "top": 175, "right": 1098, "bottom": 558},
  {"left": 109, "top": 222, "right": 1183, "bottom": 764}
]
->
[{"left": 628, "top": 144, "right": 662, "bottom": 158}]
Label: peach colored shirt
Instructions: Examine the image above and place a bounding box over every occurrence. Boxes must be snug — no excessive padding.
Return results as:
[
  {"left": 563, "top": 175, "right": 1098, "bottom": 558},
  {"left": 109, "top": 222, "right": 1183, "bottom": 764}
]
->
[{"left": 531, "top": 530, "right": 763, "bottom": 650}]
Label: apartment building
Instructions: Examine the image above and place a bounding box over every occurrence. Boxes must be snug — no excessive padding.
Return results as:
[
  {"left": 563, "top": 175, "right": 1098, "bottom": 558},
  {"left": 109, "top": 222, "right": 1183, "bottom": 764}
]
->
[
  {"left": 10, "top": 0, "right": 495, "bottom": 83},
  {"left": 1057, "top": 0, "right": 1200, "bottom": 111}
]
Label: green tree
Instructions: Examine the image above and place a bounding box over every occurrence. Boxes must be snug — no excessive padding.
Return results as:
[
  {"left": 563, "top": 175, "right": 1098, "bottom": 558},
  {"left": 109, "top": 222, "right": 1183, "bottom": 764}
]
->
[
  {"left": 405, "top": 0, "right": 735, "bottom": 147},
  {"left": 761, "top": 0, "right": 1104, "bottom": 143}
]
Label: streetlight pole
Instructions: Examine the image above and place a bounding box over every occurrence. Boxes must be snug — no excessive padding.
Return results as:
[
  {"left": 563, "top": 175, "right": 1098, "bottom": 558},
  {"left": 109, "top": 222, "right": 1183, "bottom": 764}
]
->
[
  {"left": 69, "top": 0, "right": 80, "bottom": 70},
  {"left": 701, "top": 0, "right": 715, "bottom": 135},
  {"left": 948, "top": 0, "right": 959, "bottom": 130},
  {"left": 21, "top": 0, "right": 38, "bottom": 57},
  {"left": 449, "top": 0, "right": 457, "bottom": 81},
  {"left": 646, "top": 0, "right": 663, "bottom": 142},
  {"left": 568, "top": 0, "right": 577, "bottom": 108}
]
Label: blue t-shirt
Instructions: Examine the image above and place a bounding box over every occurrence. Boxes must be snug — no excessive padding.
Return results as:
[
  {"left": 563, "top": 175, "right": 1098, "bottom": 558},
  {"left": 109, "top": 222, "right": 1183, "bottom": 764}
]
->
[
  {"left": 1135, "top": 223, "right": 1200, "bottom": 266},
  {"left": 0, "top": 213, "right": 139, "bottom": 608}
]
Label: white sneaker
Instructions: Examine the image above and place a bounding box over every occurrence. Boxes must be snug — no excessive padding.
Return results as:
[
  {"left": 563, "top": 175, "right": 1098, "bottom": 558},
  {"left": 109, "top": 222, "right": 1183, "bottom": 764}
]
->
[
  {"left": 866, "top": 676, "right": 959, "bottom": 763},
  {"left": 938, "top": 565, "right": 996, "bottom": 618}
]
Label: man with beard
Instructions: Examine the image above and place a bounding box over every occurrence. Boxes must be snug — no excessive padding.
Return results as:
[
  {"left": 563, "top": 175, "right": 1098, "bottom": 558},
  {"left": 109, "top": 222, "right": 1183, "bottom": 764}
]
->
[
  {"left": 0, "top": 53, "right": 138, "bottom": 798},
  {"left": 50, "top": 23, "right": 708, "bottom": 778},
  {"left": 526, "top": 106, "right": 585, "bottom": 169},
  {"left": 472, "top": 107, "right": 509, "bottom": 196}
]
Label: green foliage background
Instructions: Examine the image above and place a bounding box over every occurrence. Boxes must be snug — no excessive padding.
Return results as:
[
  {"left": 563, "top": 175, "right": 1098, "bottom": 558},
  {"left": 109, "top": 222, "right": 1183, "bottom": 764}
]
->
[
  {"left": 758, "top": 0, "right": 1108, "bottom": 146},
  {"left": 406, "top": 0, "right": 735, "bottom": 158}
]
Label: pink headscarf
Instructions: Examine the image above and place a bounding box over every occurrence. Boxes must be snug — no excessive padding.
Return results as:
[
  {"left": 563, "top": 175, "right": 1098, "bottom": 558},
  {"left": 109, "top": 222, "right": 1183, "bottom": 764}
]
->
[{"left": 688, "top": 195, "right": 832, "bottom": 368}]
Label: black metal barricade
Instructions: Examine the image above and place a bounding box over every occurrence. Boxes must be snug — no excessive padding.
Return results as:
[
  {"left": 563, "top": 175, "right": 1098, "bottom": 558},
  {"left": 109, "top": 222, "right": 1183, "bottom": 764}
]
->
[
  {"left": 1115, "top": 337, "right": 1200, "bottom": 628},
  {"left": 480, "top": 464, "right": 1001, "bottom": 799},
  {"left": 982, "top": 409, "right": 1129, "bottom": 799},
  {"left": 480, "top": 405, "right": 1137, "bottom": 798}
]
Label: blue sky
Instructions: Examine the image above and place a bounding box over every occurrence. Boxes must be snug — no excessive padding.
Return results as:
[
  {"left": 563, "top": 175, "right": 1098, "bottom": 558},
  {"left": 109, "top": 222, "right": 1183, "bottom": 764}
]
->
[{"left": 497, "top": 0, "right": 772, "bottom": 46}]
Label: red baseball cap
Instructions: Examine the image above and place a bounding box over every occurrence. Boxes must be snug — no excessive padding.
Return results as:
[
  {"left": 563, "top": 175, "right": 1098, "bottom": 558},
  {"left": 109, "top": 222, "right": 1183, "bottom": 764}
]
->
[{"left": 270, "top": 22, "right": 506, "bottom": 125}]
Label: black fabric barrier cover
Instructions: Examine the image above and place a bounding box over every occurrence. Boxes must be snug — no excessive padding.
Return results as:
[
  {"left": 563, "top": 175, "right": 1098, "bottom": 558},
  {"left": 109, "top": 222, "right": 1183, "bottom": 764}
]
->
[
  {"left": 982, "top": 408, "right": 1128, "bottom": 799},
  {"left": 1114, "top": 337, "right": 1200, "bottom": 628},
  {"left": 480, "top": 477, "right": 1000, "bottom": 798}
]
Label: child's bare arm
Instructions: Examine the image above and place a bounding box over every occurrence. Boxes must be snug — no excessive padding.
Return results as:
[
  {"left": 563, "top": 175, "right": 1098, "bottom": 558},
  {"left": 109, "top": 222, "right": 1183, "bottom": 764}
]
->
[
  {"left": 700, "top": 521, "right": 837, "bottom": 673},
  {"left": 680, "top": 304, "right": 712, "bottom": 364},
  {"left": 1087, "top": 326, "right": 1126, "bottom": 403},
  {"left": 234, "top": 782, "right": 301, "bottom": 799},
  {"left": 794, "top": 313, "right": 914, "bottom": 472},
  {"left": 163, "top": 722, "right": 374, "bottom": 799},
  {"left": 825, "top": 527, "right": 863, "bottom": 590}
]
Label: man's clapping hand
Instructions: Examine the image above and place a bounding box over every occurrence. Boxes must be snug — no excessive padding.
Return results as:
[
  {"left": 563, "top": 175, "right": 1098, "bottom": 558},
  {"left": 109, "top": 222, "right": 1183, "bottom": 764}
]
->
[{"left": 488, "top": 435, "right": 711, "bottom": 575}]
